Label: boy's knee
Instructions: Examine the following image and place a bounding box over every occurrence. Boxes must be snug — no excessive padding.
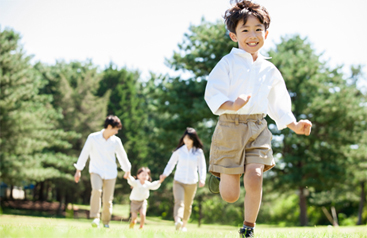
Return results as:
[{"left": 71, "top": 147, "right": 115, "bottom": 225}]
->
[
  {"left": 220, "top": 186, "right": 240, "bottom": 203},
  {"left": 245, "top": 169, "right": 263, "bottom": 189},
  {"left": 221, "top": 192, "right": 240, "bottom": 203}
]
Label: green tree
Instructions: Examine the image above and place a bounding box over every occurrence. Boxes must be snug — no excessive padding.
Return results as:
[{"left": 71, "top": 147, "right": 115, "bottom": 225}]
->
[
  {"left": 267, "top": 35, "right": 367, "bottom": 226},
  {"left": 0, "top": 28, "right": 74, "bottom": 196},
  {"left": 149, "top": 19, "right": 237, "bottom": 158},
  {"left": 35, "top": 60, "right": 109, "bottom": 205}
]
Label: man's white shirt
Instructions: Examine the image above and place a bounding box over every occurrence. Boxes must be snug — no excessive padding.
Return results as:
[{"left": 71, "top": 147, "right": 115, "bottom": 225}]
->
[
  {"left": 74, "top": 129, "right": 131, "bottom": 179},
  {"left": 127, "top": 175, "right": 161, "bottom": 201},
  {"left": 163, "top": 145, "right": 207, "bottom": 184},
  {"left": 204, "top": 48, "right": 296, "bottom": 130}
]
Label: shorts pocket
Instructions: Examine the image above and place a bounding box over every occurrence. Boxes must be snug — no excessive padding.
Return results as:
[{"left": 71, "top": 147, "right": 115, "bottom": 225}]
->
[{"left": 211, "top": 121, "right": 245, "bottom": 166}]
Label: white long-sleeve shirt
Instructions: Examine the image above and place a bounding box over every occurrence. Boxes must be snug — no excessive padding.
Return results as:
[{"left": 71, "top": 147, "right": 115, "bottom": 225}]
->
[
  {"left": 74, "top": 129, "right": 131, "bottom": 179},
  {"left": 204, "top": 48, "right": 296, "bottom": 130},
  {"left": 163, "top": 145, "right": 207, "bottom": 184},
  {"left": 127, "top": 175, "right": 161, "bottom": 201}
]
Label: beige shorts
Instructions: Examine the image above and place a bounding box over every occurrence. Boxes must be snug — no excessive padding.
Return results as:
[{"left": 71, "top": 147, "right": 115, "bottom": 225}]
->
[
  {"left": 209, "top": 114, "right": 275, "bottom": 177},
  {"left": 130, "top": 200, "right": 147, "bottom": 213}
]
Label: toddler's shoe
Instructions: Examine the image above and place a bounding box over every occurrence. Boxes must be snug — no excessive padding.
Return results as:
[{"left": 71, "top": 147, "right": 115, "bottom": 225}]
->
[
  {"left": 208, "top": 174, "right": 220, "bottom": 194},
  {"left": 239, "top": 227, "right": 254, "bottom": 237},
  {"left": 103, "top": 224, "right": 110, "bottom": 228},
  {"left": 91, "top": 218, "right": 100, "bottom": 228},
  {"left": 181, "top": 227, "right": 187, "bottom": 232},
  {"left": 129, "top": 222, "right": 135, "bottom": 229}
]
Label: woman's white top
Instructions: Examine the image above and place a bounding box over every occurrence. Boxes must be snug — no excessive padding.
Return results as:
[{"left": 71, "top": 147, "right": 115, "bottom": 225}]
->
[
  {"left": 127, "top": 175, "right": 161, "bottom": 201},
  {"left": 204, "top": 47, "right": 296, "bottom": 130},
  {"left": 163, "top": 145, "right": 207, "bottom": 184}
]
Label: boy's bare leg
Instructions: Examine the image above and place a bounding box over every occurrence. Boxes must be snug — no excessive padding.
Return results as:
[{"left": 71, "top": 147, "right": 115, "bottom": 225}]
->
[
  {"left": 220, "top": 173, "right": 241, "bottom": 203},
  {"left": 243, "top": 163, "right": 264, "bottom": 224}
]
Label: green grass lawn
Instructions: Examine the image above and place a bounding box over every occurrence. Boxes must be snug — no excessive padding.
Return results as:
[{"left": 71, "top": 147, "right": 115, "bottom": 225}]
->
[{"left": 0, "top": 214, "right": 366, "bottom": 238}]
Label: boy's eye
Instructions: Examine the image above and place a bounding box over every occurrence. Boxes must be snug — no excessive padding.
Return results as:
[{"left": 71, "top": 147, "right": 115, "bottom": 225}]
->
[
  {"left": 242, "top": 30, "right": 248, "bottom": 32},
  {"left": 256, "top": 28, "right": 263, "bottom": 31}
]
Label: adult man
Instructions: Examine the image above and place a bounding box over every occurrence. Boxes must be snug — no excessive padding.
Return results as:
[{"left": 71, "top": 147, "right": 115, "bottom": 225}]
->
[{"left": 74, "top": 115, "right": 131, "bottom": 228}]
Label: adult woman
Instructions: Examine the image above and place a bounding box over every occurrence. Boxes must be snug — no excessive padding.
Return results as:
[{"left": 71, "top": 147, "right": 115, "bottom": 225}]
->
[{"left": 160, "top": 127, "right": 207, "bottom": 232}]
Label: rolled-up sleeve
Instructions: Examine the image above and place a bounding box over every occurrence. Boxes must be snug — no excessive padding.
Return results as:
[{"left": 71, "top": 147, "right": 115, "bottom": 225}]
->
[
  {"left": 204, "top": 58, "right": 231, "bottom": 115},
  {"left": 267, "top": 69, "right": 296, "bottom": 130},
  {"left": 74, "top": 135, "right": 92, "bottom": 171},
  {"left": 115, "top": 139, "right": 131, "bottom": 172}
]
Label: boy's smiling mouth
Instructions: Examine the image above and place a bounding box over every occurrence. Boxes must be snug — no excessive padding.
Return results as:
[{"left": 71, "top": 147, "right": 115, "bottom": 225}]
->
[{"left": 247, "top": 42, "right": 258, "bottom": 46}]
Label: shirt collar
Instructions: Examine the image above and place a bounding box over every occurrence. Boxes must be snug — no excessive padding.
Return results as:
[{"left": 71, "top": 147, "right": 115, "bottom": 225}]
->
[{"left": 230, "top": 47, "right": 271, "bottom": 61}]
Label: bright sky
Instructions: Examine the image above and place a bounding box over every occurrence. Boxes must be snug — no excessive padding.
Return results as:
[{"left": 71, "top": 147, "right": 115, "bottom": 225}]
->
[{"left": 1, "top": 0, "right": 366, "bottom": 83}]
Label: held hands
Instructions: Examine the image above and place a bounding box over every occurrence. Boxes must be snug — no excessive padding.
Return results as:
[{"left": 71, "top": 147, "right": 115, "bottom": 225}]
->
[
  {"left": 287, "top": 120, "right": 312, "bottom": 136},
  {"left": 199, "top": 181, "right": 205, "bottom": 188},
  {"left": 123, "top": 171, "right": 130, "bottom": 179},
  {"left": 159, "top": 174, "right": 167, "bottom": 183},
  {"left": 74, "top": 170, "right": 81, "bottom": 183}
]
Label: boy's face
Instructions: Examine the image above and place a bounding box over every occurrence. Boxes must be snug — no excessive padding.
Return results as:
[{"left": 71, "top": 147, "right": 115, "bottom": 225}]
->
[{"left": 229, "top": 15, "right": 269, "bottom": 60}]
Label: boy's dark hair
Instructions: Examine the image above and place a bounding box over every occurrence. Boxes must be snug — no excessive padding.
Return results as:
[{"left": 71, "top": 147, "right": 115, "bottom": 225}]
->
[
  {"left": 104, "top": 115, "right": 122, "bottom": 129},
  {"left": 174, "top": 127, "right": 204, "bottom": 152},
  {"left": 137, "top": 167, "right": 152, "bottom": 182},
  {"left": 224, "top": 0, "right": 271, "bottom": 33}
]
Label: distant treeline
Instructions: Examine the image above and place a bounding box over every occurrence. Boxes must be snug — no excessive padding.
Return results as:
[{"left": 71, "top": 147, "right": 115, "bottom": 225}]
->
[{"left": 1, "top": 20, "right": 366, "bottom": 226}]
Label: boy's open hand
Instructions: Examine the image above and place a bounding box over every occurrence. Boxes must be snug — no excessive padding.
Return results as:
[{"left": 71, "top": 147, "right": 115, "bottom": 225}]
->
[
  {"left": 287, "top": 120, "right": 312, "bottom": 136},
  {"left": 233, "top": 94, "right": 251, "bottom": 111}
]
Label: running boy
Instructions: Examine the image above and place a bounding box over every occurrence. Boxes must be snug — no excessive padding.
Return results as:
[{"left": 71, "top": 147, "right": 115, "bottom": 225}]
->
[
  {"left": 126, "top": 167, "right": 163, "bottom": 229},
  {"left": 204, "top": 1, "right": 312, "bottom": 237}
]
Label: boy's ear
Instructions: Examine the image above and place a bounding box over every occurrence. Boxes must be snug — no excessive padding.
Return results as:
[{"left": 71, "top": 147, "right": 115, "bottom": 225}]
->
[
  {"left": 229, "top": 32, "right": 238, "bottom": 42},
  {"left": 265, "top": 30, "right": 269, "bottom": 39}
]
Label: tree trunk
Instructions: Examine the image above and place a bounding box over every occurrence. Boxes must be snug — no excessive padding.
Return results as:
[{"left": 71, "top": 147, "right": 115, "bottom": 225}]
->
[
  {"left": 357, "top": 181, "right": 366, "bottom": 225},
  {"left": 198, "top": 196, "right": 202, "bottom": 227},
  {"left": 9, "top": 185, "right": 14, "bottom": 200},
  {"left": 33, "top": 183, "right": 38, "bottom": 201},
  {"left": 38, "top": 181, "right": 45, "bottom": 201},
  {"left": 299, "top": 187, "right": 308, "bottom": 226},
  {"left": 56, "top": 188, "right": 63, "bottom": 216},
  {"left": 23, "top": 187, "right": 27, "bottom": 201}
]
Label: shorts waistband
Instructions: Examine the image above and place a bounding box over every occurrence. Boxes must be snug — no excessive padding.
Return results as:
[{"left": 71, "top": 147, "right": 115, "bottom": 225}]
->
[{"left": 219, "top": 114, "right": 265, "bottom": 123}]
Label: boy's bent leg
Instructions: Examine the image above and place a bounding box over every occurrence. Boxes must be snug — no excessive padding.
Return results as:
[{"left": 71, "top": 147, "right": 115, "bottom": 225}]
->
[
  {"left": 101, "top": 178, "right": 116, "bottom": 225},
  {"left": 243, "top": 163, "right": 264, "bottom": 224},
  {"left": 90, "top": 173, "right": 103, "bottom": 219},
  {"left": 220, "top": 173, "right": 241, "bottom": 203}
]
